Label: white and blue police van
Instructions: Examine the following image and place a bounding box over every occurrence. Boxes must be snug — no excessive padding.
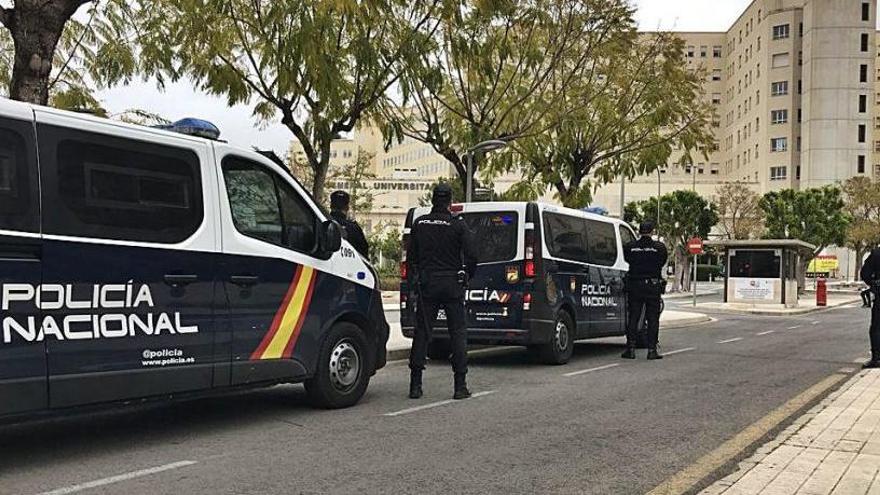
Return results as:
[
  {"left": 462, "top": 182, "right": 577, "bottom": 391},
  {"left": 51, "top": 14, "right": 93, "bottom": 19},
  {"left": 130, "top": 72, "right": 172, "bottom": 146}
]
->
[
  {"left": 0, "top": 98, "right": 389, "bottom": 420},
  {"left": 400, "top": 202, "right": 635, "bottom": 364}
]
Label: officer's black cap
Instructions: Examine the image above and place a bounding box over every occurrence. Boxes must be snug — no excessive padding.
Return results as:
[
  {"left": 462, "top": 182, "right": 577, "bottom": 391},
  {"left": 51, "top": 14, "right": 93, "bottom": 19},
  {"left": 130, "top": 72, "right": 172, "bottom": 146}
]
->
[
  {"left": 639, "top": 221, "right": 655, "bottom": 235},
  {"left": 432, "top": 184, "right": 453, "bottom": 206},
  {"left": 330, "top": 190, "right": 350, "bottom": 210}
]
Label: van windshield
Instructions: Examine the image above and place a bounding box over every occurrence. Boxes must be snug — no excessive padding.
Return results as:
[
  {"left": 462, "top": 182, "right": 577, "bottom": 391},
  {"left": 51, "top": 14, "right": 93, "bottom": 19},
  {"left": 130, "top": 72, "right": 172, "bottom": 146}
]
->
[{"left": 461, "top": 211, "right": 519, "bottom": 263}]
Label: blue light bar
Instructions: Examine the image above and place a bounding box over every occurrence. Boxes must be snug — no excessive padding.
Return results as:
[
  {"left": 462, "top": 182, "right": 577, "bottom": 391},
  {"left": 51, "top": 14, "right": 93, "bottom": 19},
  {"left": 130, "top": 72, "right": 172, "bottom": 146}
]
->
[
  {"left": 583, "top": 205, "right": 608, "bottom": 216},
  {"left": 154, "top": 118, "right": 221, "bottom": 140}
]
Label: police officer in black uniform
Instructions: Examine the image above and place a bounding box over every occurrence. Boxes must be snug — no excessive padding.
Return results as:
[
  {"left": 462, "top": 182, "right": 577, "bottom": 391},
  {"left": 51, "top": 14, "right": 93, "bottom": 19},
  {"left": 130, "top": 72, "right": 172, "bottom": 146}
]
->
[
  {"left": 622, "top": 221, "right": 668, "bottom": 360},
  {"left": 407, "top": 184, "right": 477, "bottom": 400},
  {"left": 860, "top": 245, "right": 880, "bottom": 369},
  {"left": 329, "top": 190, "right": 369, "bottom": 258}
]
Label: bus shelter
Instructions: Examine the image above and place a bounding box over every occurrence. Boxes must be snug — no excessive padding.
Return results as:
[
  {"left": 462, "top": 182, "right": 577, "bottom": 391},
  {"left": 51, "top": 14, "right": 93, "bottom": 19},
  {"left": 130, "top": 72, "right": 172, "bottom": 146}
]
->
[{"left": 705, "top": 239, "right": 816, "bottom": 307}]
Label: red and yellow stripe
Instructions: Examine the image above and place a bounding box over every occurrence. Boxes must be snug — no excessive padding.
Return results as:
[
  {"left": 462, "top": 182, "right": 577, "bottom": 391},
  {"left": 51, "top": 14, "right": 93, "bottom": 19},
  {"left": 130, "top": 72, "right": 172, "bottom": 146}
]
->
[{"left": 250, "top": 265, "right": 318, "bottom": 360}]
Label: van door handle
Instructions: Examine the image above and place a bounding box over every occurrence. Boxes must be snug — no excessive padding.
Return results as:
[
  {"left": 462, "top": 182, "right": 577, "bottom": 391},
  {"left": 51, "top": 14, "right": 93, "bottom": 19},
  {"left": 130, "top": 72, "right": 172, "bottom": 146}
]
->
[
  {"left": 230, "top": 275, "right": 259, "bottom": 287},
  {"left": 164, "top": 274, "right": 198, "bottom": 287}
]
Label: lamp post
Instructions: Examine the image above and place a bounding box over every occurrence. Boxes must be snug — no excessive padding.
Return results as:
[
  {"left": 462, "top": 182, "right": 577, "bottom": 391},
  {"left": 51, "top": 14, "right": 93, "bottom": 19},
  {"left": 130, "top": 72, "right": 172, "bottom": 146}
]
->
[{"left": 464, "top": 140, "right": 508, "bottom": 203}]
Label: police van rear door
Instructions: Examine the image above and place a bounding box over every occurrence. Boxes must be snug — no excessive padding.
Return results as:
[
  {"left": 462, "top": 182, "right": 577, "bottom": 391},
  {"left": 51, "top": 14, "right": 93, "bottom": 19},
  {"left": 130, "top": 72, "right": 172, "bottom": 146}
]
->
[{"left": 456, "top": 203, "right": 525, "bottom": 330}]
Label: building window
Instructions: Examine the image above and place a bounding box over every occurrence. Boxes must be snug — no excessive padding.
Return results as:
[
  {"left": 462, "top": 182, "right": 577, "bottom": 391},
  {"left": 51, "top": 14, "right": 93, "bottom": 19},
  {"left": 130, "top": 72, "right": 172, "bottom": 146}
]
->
[
  {"left": 700, "top": 45, "right": 708, "bottom": 57},
  {"left": 859, "top": 124, "right": 867, "bottom": 143},
  {"left": 773, "top": 24, "right": 790, "bottom": 40},
  {"left": 712, "top": 69, "right": 722, "bottom": 81},
  {"left": 874, "top": 140, "right": 880, "bottom": 152},
  {"left": 771, "top": 109, "right": 788, "bottom": 124},
  {"left": 863, "top": 2, "right": 871, "bottom": 22},
  {"left": 772, "top": 53, "right": 790, "bottom": 68},
  {"left": 860, "top": 94, "right": 868, "bottom": 113},
  {"left": 687, "top": 45, "right": 695, "bottom": 57},
  {"left": 796, "top": 166, "right": 801, "bottom": 180},
  {"left": 756, "top": 117, "right": 760, "bottom": 132},
  {"left": 861, "top": 33, "right": 870, "bottom": 52},
  {"left": 798, "top": 108, "right": 802, "bottom": 122},
  {"left": 756, "top": 90, "right": 760, "bottom": 104},
  {"left": 771, "top": 81, "right": 789, "bottom": 96},
  {"left": 770, "top": 166, "right": 787, "bottom": 180},
  {"left": 859, "top": 155, "right": 866, "bottom": 174},
  {"left": 798, "top": 79, "right": 802, "bottom": 94},
  {"left": 713, "top": 45, "right": 723, "bottom": 58},
  {"left": 799, "top": 22, "right": 803, "bottom": 37},
  {"left": 712, "top": 93, "right": 722, "bottom": 105},
  {"left": 757, "top": 36, "right": 761, "bottom": 51},
  {"left": 861, "top": 64, "right": 869, "bottom": 83},
  {"left": 771, "top": 138, "right": 788, "bottom": 152}
]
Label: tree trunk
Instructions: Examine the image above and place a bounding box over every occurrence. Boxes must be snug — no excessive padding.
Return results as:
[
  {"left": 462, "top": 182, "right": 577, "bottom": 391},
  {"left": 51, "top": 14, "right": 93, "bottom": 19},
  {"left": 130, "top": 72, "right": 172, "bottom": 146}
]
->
[
  {"left": 855, "top": 248, "right": 865, "bottom": 281},
  {"left": 797, "top": 258, "right": 809, "bottom": 295},
  {"left": 671, "top": 249, "right": 690, "bottom": 293},
  {"left": 5, "top": 1, "right": 83, "bottom": 105},
  {"left": 312, "top": 162, "right": 328, "bottom": 205}
]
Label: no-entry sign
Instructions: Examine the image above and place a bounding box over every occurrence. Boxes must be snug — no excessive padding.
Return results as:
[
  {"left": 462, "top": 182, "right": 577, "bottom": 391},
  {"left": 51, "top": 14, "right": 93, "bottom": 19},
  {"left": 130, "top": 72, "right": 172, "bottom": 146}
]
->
[{"left": 687, "top": 236, "right": 704, "bottom": 255}]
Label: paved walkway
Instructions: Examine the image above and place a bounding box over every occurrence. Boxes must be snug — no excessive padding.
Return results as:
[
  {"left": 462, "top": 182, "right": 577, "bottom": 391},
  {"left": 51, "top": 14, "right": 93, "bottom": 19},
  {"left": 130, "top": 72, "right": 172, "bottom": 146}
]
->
[
  {"left": 698, "top": 294, "right": 862, "bottom": 316},
  {"left": 701, "top": 370, "right": 880, "bottom": 495}
]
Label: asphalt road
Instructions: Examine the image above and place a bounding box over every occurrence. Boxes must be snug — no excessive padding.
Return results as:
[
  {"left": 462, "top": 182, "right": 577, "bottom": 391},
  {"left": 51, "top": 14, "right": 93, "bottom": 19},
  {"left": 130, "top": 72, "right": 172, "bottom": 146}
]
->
[{"left": 0, "top": 302, "right": 871, "bottom": 495}]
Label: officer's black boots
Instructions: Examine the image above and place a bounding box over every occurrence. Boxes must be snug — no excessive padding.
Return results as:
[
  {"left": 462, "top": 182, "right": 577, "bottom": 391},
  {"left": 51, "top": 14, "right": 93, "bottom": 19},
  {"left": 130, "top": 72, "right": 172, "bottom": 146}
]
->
[
  {"left": 453, "top": 373, "right": 471, "bottom": 400},
  {"left": 621, "top": 346, "right": 636, "bottom": 359},
  {"left": 409, "top": 370, "right": 423, "bottom": 399},
  {"left": 647, "top": 348, "right": 663, "bottom": 360},
  {"left": 864, "top": 351, "right": 880, "bottom": 369}
]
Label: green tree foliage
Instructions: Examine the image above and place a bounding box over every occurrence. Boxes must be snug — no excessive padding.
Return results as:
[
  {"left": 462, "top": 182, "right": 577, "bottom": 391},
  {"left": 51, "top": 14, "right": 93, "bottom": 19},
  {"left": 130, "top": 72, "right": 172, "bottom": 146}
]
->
[
  {"left": 759, "top": 187, "right": 849, "bottom": 291},
  {"left": 368, "top": 226, "right": 402, "bottom": 271},
  {"left": 624, "top": 190, "right": 718, "bottom": 292},
  {"left": 328, "top": 148, "right": 377, "bottom": 221},
  {"left": 841, "top": 177, "right": 880, "bottom": 279},
  {"left": 714, "top": 182, "right": 764, "bottom": 240},
  {"left": 139, "top": 0, "right": 442, "bottom": 201},
  {"left": 384, "top": 0, "right": 633, "bottom": 193},
  {"left": 418, "top": 177, "right": 465, "bottom": 207},
  {"left": 505, "top": 30, "right": 714, "bottom": 208}
]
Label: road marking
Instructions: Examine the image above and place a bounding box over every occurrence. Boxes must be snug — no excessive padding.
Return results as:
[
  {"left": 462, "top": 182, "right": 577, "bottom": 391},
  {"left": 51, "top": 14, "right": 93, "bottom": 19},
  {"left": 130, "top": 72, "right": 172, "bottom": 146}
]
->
[
  {"left": 646, "top": 373, "right": 846, "bottom": 495},
  {"left": 37, "top": 461, "right": 198, "bottom": 495},
  {"left": 810, "top": 321, "right": 820, "bottom": 325},
  {"left": 838, "top": 367, "right": 857, "bottom": 374},
  {"left": 787, "top": 325, "right": 801, "bottom": 330},
  {"left": 854, "top": 357, "right": 868, "bottom": 364},
  {"left": 664, "top": 347, "right": 696, "bottom": 356},
  {"left": 383, "top": 390, "right": 496, "bottom": 417},
  {"left": 756, "top": 330, "right": 775, "bottom": 336},
  {"left": 563, "top": 363, "right": 620, "bottom": 377},
  {"left": 717, "top": 337, "right": 743, "bottom": 344}
]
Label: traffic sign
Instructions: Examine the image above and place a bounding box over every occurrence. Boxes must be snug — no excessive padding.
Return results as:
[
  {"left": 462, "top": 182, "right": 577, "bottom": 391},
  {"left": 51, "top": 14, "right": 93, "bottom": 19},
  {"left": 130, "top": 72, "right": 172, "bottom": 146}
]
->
[{"left": 687, "top": 236, "right": 704, "bottom": 255}]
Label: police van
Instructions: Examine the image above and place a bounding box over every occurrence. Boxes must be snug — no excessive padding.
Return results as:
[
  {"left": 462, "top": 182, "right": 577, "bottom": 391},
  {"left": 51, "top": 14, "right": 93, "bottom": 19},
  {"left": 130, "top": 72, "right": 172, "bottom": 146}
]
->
[
  {"left": 0, "top": 98, "right": 389, "bottom": 420},
  {"left": 400, "top": 202, "right": 635, "bottom": 365}
]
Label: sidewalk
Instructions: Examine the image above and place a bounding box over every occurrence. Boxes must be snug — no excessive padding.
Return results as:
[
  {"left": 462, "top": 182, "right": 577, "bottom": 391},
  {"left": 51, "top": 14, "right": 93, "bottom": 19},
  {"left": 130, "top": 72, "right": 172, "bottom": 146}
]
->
[
  {"left": 701, "top": 370, "right": 880, "bottom": 495},
  {"left": 697, "top": 294, "right": 862, "bottom": 316}
]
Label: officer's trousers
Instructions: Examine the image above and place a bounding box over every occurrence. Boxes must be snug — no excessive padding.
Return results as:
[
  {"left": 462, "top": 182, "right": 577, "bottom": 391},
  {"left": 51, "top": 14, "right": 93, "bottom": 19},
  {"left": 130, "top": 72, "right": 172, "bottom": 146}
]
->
[
  {"left": 627, "top": 290, "right": 662, "bottom": 349},
  {"left": 410, "top": 295, "right": 468, "bottom": 376},
  {"left": 871, "top": 295, "right": 880, "bottom": 354}
]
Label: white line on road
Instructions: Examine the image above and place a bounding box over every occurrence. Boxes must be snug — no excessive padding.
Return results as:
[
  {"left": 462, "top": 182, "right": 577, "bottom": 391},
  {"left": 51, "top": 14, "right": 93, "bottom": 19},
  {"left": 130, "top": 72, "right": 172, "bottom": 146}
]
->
[
  {"left": 756, "top": 330, "right": 775, "bottom": 336},
  {"left": 663, "top": 347, "right": 697, "bottom": 356},
  {"left": 383, "top": 391, "right": 496, "bottom": 417},
  {"left": 811, "top": 321, "right": 820, "bottom": 325},
  {"left": 563, "top": 363, "right": 620, "bottom": 377},
  {"left": 787, "top": 325, "right": 801, "bottom": 330},
  {"left": 37, "top": 461, "right": 198, "bottom": 495},
  {"left": 718, "top": 338, "right": 744, "bottom": 344},
  {"left": 838, "top": 367, "right": 857, "bottom": 374}
]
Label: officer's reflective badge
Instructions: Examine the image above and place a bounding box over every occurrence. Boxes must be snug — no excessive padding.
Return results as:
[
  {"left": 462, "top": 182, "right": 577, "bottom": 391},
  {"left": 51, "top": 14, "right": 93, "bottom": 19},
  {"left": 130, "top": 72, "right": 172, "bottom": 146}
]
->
[
  {"left": 506, "top": 266, "right": 520, "bottom": 284},
  {"left": 570, "top": 277, "right": 577, "bottom": 292}
]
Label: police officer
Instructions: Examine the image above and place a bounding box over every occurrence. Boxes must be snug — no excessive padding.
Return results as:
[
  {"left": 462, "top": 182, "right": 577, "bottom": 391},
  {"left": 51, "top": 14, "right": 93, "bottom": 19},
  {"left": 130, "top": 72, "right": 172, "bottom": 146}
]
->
[
  {"left": 860, "top": 245, "right": 880, "bottom": 368},
  {"left": 622, "top": 221, "right": 668, "bottom": 360},
  {"left": 329, "top": 190, "right": 369, "bottom": 258},
  {"left": 407, "top": 184, "right": 477, "bottom": 400}
]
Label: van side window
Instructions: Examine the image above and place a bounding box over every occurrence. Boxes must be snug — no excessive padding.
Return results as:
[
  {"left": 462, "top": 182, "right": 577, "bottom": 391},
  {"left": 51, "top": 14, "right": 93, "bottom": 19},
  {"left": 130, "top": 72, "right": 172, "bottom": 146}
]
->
[
  {"left": 543, "top": 212, "right": 589, "bottom": 263},
  {"left": 39, "top": 126, "right": 203, "bottom": 243},
  {"left": 222, "top": 157, "right": 316, "bottom": 253},
  {"left": 619, "top": 225, "right": 636, "bottom": 247},
  {"left": 586, "top": 219, "right": 618, "bottom": 266},
  {"left": 0, "top": 119, "right": 38, "bottom": 233}
]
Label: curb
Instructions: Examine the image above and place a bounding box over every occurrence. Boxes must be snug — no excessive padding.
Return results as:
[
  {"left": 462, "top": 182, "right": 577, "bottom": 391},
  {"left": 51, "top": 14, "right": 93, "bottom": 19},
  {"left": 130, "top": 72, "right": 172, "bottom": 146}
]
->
[{"left": 698, "top": 299, "right": 860, "bottom": 316}]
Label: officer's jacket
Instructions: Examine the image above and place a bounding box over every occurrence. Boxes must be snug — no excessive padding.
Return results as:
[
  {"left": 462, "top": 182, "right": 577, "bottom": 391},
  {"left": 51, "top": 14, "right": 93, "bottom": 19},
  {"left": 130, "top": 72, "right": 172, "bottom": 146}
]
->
[
  {"left": 330, "top": 210, "right": 369, "bottom": 259},
  {"left": 408, "top": 208, "right": 477, "bottom": 279},
  {"left": 623, "top": 236, "right": 668, "bottom": 280},
  {"left": 861, "top": 248, "right": 880, "bottom": 284}
]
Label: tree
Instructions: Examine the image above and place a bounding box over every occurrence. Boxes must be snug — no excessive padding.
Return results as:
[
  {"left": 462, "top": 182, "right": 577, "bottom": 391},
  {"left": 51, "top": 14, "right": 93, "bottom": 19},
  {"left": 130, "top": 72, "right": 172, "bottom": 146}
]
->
[
  {"left": 841, "top": 177, "right": 880, "bottom": 279},
  {"left": 714, "top": 182, "right": 764, "bottom": 240},
  {"left": 383, "top": 0, "right": 633, "bottom": 193},
  {"left": 624, "top": 190, "right": 718, "bottom": 292},
  {"left": 368, "top": 225, "right": 402, "bottom": 272},
  {"left": 328, "top": 148, "right": 377, "bottom": 221},
  {"left": 418, "top": 177, "right": 465, "bottom": 207},
  {"left": 760, "top": 187, "right": 849, "bottom": 292},
  {"left": 141, "top": 0, "right": 442, "bottom": 201},
  {"left": 0, "top": 0, "right": 140, "bottom": 106},
  {"left": 506, "top": 30, "right": 714, "bottom": 208}
]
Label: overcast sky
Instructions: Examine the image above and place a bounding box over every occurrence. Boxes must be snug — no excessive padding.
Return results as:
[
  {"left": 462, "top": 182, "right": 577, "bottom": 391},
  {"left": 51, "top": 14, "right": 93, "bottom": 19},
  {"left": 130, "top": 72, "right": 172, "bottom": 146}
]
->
[{"left": 95, "top": 0, "right": 754, "bottom": 156}]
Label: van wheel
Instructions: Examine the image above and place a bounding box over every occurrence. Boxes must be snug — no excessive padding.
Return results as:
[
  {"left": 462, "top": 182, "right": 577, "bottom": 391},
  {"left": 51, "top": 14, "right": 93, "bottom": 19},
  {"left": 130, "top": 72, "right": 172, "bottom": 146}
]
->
[
  {"left": 427, "top": 340, "right": 451, "bottom": 361},
  {"left": 536, "top": 312, "right": 575, "bottom": 365},
  {"left": 305, "top": 323, "right": 371, "bottom": 409}
]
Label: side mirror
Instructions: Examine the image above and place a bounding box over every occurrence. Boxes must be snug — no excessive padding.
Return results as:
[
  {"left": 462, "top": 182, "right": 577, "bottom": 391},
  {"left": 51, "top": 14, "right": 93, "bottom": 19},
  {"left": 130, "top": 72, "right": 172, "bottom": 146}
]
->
[{"left": 319, "top": 220, "right": 342, "bottom": 254}]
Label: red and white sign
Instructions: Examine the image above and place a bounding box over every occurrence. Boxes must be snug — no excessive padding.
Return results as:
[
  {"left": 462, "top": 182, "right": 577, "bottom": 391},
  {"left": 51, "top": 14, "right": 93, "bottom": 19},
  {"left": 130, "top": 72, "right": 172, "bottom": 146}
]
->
[{"left": 687, "top": 236, "right": 704, "bottom": 255}]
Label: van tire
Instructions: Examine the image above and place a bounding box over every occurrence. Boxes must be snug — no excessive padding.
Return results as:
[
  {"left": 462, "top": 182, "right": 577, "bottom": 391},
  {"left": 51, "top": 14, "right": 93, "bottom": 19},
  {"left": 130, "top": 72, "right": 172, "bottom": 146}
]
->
[
  {"left": 427, "top": 340, "right": 451, "bottom": 361},
  {"left": 535, "top": 311, "right": 575, "bottom": 365},
  {"left": 305, "top": 322, "right": 371, "bottom": 409}
]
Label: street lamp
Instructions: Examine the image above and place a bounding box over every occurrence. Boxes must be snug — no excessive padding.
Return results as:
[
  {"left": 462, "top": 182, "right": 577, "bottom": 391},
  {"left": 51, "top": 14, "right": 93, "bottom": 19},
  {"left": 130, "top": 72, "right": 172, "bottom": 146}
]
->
[{"left": 464, "top": 139, "right": 508, "bottom": 203}]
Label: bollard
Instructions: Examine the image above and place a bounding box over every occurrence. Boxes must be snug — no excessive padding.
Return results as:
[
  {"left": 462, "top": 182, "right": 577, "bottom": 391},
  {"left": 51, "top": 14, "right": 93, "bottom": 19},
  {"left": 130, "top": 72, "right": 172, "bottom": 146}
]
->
[{"left": 816, "top": 277, "right": 827, "bottom": 307}]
